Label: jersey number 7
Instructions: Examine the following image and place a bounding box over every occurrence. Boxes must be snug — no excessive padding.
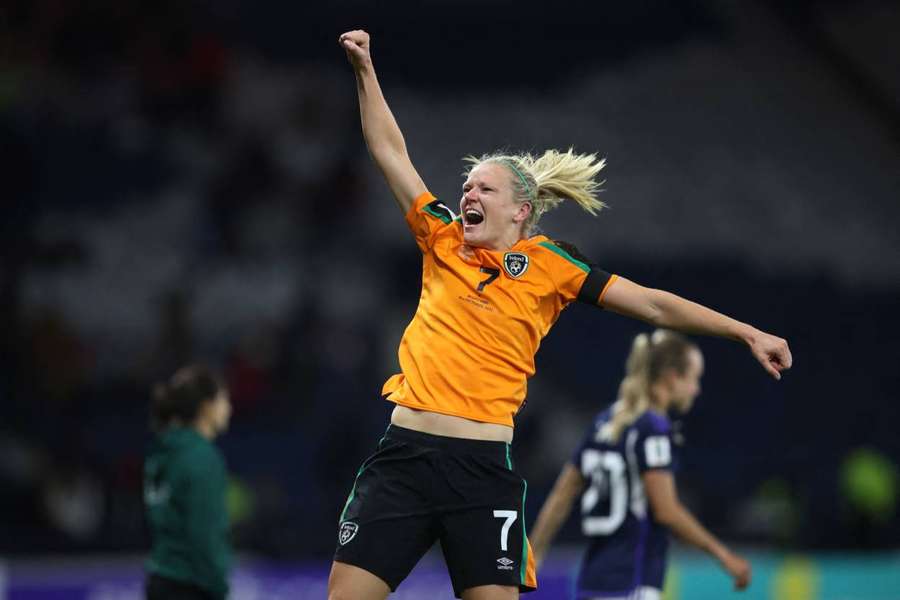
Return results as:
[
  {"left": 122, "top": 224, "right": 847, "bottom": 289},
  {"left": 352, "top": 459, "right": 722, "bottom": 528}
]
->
[{"left": 478, "top": 267, "right": 500, "bottom": 292}]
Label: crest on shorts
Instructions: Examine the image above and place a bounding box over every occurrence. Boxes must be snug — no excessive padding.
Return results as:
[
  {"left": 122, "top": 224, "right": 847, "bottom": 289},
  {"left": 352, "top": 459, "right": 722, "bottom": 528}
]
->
[
  {"left": 503, "top": 252, "right": 529, "bottom": 279},
  {"left": 339, "top": 521, "right": 359, "bottom": 546}
]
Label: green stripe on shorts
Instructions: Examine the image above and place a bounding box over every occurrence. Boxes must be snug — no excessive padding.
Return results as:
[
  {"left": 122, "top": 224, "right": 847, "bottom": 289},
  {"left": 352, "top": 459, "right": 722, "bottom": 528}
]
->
[
  {"left": 505, "top": 444, "right": 529, "bottom": 585},
  {"left": 339, "top": 428, "right": 390, "bottom": 522},
  {"left": 339, "top": 464, "right": 365, "bottom": 522},
  {"left": 520, "top": 478, "right": 528, "bottom": 585}
]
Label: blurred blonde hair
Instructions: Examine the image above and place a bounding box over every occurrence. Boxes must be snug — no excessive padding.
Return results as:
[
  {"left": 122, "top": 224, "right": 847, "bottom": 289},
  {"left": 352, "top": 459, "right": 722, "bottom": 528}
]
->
[
  {"left": 600, "top": 330, "right": 696, "bottom": 443},
  {"left": 463, "top": 148, "right": 606, "bottom": 235}
]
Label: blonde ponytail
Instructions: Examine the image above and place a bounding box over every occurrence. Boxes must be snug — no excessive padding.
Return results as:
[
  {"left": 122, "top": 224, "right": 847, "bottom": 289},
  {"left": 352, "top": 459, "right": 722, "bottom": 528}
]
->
[
  {"left": 601, "top": 333, "right": 653, "bottom": 443},
  {"left": 600, "top": 330, "right": 696, "bottom": 443},
  {"left": 464, "top": 148, "right": 606, "bottom": 235}
]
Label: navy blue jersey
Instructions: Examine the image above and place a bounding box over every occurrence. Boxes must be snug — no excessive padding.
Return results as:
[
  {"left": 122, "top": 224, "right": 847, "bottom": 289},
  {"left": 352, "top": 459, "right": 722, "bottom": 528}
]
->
[{"left": 570, "top": 407, "right": 677, "bottom": 597}]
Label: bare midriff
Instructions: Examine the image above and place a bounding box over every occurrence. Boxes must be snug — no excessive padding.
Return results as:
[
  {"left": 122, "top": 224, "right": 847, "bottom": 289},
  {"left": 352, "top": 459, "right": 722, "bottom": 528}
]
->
[{"left": 390, "top": 405, "right": 514, "bottom": 443}]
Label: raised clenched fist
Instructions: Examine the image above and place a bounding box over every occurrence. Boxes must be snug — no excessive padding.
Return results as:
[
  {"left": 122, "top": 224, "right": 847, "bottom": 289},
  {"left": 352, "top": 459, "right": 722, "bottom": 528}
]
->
[{"left": 338, "top": 30, "right": 372, "bottom": 70}]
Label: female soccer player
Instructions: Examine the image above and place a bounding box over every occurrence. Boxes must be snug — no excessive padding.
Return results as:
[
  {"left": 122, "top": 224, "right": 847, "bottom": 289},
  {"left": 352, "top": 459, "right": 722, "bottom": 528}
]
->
[
  {"left": 144, "top": 366, "right": 233, "bottom": 600},
  {"left": 529, "top": 330, "right": 751, "bottom": 599},
  {"left": 330, "top": 30, "right": 790, "bottom": 600}
]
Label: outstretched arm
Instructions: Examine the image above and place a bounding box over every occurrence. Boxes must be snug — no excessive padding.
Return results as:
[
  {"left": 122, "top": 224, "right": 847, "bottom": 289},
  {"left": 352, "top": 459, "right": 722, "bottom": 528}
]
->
[
  {"left": 339, "top": 30, "right": 426, "bottom": 214},
  {"left": 644, "top": 470, "right": 751, "bottom": 591},
  {"left": 600, "top": 277, "right": 792, "bottom": 380},
  {"left": 529, "top": 463, "right": 586, "bottom": 569}
]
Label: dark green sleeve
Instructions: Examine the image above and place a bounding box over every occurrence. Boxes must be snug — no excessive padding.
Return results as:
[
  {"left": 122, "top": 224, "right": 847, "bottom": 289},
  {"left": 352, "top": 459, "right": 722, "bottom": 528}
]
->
[{"left": 182, "top": 447, "right": 231, "bottom": 598}]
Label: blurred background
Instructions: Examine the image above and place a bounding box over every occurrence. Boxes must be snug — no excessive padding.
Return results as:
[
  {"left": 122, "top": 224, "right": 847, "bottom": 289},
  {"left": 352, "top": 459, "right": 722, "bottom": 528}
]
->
[{"left": 1, "top": 0, "right": 899, "bottom": 598}]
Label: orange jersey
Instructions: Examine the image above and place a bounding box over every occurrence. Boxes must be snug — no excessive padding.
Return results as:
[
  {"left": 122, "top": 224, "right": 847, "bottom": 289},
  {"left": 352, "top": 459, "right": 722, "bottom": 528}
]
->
[{"left": 382, "top": 192, "right": 618, "bottom": 427}]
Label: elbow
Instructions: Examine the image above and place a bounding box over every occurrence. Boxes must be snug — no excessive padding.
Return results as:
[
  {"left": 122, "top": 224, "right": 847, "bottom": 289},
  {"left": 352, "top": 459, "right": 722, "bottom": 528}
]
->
[
  {"left": 648, "top": 288, "right": 692, "bottom": 329},
  {"left": 366, "top": 141, "right": 400, "bottom": 159},
  {"left": 651, "top": 503, "right": 680, "bottom": 527},
  {"left": 643, "top": 289, "right": 667, "bottom": 326}
]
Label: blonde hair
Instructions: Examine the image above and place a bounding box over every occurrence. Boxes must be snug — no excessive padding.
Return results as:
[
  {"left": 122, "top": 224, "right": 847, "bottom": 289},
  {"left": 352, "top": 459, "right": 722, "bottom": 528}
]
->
[
  {"left": 600, "top": 330, "right": 696, "bottom": 443},
  {"left": 463, "top": 148, "right": 607, "bottom": 235}
]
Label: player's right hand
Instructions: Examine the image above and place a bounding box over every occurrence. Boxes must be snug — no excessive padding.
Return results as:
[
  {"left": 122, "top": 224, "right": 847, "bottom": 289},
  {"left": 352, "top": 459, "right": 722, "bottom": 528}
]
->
[
  {"left": 721, "top": 551, "right": 751, "bottom": 591},
  {"left": 339, "top": 30, "right": 372, "bottom": 70}
]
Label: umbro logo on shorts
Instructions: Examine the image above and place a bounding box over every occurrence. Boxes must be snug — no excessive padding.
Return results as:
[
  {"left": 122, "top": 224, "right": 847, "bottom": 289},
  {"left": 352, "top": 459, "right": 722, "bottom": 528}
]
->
[
  {"left": 496, "top": 557, "right": 515, "bottom": 571},
  {"left": 338, "top": 521, "right": 359, "bottom": 546}
]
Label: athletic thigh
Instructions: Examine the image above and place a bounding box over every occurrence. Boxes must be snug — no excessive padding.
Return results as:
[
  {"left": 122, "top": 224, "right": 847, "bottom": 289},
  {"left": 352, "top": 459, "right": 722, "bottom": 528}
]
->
[
  {"left": 327, "top": 561, "right": 391, "bottom": 600},
  {"left": 461, "top": 584, "right": 520, "bottom": 600}
]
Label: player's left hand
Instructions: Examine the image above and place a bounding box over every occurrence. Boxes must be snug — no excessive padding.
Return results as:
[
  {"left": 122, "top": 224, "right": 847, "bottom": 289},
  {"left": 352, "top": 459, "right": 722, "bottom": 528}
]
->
[{"left": 748, "top": 330, "right": 792, "bottom": 380}]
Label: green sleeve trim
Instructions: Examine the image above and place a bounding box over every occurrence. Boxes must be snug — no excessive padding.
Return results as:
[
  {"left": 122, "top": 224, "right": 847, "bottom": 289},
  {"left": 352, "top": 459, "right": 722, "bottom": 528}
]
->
[
  {"left": 423, "top": 204, "right": 453, "bottom": 225},
  {"left": 538, "top": 241, "right": 590, "bottom": 273}
]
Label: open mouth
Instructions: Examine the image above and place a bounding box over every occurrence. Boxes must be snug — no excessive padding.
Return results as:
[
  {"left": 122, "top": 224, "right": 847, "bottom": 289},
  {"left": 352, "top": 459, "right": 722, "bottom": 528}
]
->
[{"left": 464, "top": 209, "right": 484, "bottom": 225}]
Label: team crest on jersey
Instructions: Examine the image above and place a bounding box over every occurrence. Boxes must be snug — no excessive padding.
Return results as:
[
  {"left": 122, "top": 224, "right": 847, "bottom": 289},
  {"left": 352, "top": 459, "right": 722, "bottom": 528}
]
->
[
  {"left": 338, "top": 521, "right": 359, "bottom": 546},
  {"left": 503, "top": 252, "right": 529, "bottom": 278}
]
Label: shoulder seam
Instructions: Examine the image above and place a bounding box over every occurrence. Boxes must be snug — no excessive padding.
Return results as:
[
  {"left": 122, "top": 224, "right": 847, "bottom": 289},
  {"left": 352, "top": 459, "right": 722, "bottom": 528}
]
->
[
  {"left": 422, "top": 199, "right": 457, "bottom": 225},
  {"left": 537, "top": 241, "right": 590, "bottom": 273}
]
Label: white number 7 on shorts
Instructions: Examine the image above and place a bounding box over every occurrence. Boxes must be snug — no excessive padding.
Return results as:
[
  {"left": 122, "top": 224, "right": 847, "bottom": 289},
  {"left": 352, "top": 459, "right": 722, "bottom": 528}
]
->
[{"left": 492, "top": 510, "right": 518, "bottom": 551}]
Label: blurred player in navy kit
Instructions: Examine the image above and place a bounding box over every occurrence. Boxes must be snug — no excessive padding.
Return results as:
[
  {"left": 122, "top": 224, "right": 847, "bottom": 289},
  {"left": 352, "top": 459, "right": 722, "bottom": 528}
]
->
[{"left": 530, "top": 330, "right": 751, "bottom": 599}]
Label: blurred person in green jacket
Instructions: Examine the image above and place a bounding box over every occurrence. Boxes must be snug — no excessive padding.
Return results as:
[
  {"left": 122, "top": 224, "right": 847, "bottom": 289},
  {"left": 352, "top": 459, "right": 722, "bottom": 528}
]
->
[{"left": 144, "top": 365, "right": 233, "bottom": 600}]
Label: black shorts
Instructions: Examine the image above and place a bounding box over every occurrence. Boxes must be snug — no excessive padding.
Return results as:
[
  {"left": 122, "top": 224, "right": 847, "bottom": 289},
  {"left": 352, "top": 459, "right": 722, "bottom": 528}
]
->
[
  {"left": 145, "top": 574, "right": 217, "bottom": 600},
  {"left": 333, "top": 425, "right": 537, "bottom": 597}
]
